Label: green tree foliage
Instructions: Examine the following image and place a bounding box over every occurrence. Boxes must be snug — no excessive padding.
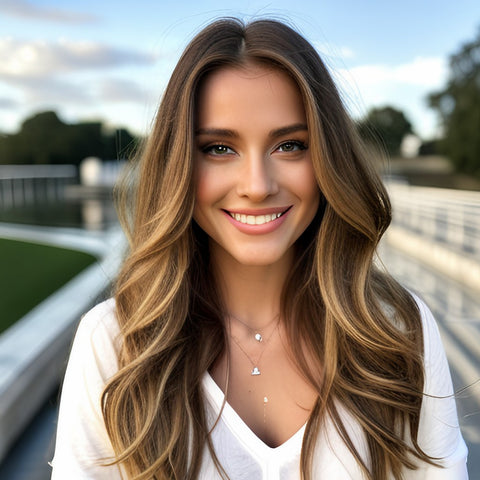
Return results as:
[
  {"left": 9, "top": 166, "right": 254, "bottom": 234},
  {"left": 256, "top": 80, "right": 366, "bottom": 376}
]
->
[
  {"left": 357, "top": 106, "right": 413, "bottom": 157},
  {"left": 103, "top": 127, "right": 138, "bottom": 160},
  {"left": 0, "top": 111, "right": 138, "bottom": 165},
  {"left": 428, "top": 29, "right": 480, "bottom": 175}
]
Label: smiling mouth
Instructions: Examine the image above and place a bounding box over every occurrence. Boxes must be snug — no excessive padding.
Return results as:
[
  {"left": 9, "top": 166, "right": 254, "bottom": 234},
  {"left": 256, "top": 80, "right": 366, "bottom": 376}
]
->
[{"left": 225, "top": 208, "right": 291, "bottom": 225}]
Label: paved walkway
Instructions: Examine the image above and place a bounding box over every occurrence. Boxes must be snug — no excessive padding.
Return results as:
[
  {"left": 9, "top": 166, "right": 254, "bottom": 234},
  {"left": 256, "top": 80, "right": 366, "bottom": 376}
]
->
[{"left": 0, "top": 393, "right": 57, "bottom": 480}]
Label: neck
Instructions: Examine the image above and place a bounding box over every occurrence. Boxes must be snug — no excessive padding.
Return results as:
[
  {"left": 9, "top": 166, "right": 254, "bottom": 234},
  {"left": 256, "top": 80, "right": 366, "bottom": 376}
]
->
[{"left": 211, "top": 244, "right": 293, "bottom": 329}]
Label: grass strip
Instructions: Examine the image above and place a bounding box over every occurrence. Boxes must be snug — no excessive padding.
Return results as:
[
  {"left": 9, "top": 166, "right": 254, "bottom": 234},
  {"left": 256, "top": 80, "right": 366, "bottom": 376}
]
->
[{"left": 0, "top": 238, "right": 96, "bottom": 334}]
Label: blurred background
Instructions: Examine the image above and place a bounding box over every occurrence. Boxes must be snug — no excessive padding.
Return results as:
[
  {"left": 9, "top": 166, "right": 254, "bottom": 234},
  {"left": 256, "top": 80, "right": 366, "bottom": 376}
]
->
[{"left": 0, "top": 1, "right": 479, "bottom": 478}]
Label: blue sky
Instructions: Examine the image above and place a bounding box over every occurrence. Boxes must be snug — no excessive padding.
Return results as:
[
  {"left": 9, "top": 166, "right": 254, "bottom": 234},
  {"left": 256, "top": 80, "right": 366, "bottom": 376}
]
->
[{"left": 0, "top": 0, "right": 479, "bottom": 140}]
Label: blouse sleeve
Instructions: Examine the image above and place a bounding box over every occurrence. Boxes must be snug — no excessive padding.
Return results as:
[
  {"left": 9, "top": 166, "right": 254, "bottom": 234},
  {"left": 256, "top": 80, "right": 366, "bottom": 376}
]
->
[
  {"left": 405, "top": 295, "right": 469, "bottom": 479},
  {"left": 51, "top": 299, "right": 124, "bottom": 479}
]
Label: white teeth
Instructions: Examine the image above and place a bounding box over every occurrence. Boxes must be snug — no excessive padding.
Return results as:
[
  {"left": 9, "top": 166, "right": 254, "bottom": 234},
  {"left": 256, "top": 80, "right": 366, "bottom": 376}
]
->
[{"left": 229, "top": 211, "right": 284, "bottom": 225}]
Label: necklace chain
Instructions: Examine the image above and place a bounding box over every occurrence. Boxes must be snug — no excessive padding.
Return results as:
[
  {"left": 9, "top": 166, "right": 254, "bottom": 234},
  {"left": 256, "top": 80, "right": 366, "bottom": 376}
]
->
[
  {"left": 230, "top": 319, "right": 278, "bottom": 376},
  {"left": 226, "top": 314, "right": 278, "bottom": 425},
  {"left": 228, "top": 312, "right": 279, "bottom": 342}
]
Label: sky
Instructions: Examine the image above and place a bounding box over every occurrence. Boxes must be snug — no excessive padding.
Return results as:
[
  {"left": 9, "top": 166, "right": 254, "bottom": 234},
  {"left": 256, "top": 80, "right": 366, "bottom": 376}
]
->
[{"left": 0, "top": 0, "right": 479, "bottom": 141}]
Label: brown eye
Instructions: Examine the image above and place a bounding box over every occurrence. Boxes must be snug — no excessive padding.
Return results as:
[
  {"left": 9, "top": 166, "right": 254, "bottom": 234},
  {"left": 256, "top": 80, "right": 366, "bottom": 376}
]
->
[
  {"left": 277, "top": 141, "right": 307, "bottom": 153},
  {"left": 203, "top": 144, "right": 235, "bottom": 155}
]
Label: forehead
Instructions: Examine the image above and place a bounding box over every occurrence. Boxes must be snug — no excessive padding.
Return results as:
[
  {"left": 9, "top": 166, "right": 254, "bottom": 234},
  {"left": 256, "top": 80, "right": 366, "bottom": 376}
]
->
[{"left": 196, "top": 64, "right": 305, "bottom": 127}]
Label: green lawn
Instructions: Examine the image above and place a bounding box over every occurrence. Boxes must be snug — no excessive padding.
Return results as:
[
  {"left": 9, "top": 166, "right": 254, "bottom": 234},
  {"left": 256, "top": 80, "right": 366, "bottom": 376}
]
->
[{"left": 0, "top": 238, "right": 96, "bottom": 334}]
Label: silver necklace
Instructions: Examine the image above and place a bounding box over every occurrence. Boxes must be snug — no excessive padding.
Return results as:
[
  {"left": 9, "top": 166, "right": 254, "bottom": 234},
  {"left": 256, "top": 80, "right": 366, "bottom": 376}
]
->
[
  {"left": 228, "top": 312, "right": 279, "bottom": 343},
  {"left": 230, "top": 321, "right": 278, "bottom": 376}
]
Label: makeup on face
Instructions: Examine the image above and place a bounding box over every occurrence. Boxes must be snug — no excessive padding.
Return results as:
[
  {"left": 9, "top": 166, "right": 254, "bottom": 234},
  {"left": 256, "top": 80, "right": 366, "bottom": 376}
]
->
[{"left": 194, "top": 64, "right": 320, "bottom": 268}]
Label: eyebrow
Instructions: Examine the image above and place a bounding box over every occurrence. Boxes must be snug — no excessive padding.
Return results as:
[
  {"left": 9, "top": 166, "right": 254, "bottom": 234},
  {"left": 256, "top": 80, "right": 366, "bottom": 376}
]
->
[
  {"left": 195, "top": 127, "right": 237, "bottom": 138},
  {"left": 270, "top": 123, "right": 308, "bottom": 137},
  {"left": 195, "top": 123, "right": 308, "bottom": 138}
]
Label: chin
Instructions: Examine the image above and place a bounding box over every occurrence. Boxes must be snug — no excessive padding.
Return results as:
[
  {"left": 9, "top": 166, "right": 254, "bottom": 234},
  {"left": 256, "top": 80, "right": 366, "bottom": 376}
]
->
[
  {"left": 230, "top": 248, "right": 292, "bottom": 268},
  {"left": 236, "top": 257, "right": 281, "bottom": 267}
]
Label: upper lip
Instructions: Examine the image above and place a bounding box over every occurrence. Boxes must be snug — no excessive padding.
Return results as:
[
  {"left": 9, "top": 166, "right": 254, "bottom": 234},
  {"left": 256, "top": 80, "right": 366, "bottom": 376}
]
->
[{"left": 223, "top": 206, "right": 292, "bottom": 215}]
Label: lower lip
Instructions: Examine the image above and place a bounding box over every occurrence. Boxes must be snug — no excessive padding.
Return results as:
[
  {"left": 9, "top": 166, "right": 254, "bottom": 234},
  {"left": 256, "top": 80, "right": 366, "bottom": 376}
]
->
[{"left": 223, "top": 210, "right": 290, "bottom": 235}]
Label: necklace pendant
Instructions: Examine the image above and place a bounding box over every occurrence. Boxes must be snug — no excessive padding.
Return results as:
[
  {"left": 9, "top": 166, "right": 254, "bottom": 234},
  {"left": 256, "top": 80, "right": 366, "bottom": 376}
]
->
[
  {"left": 251, "top": 366, "right": 261, "bottom": 376},
  {"left": 254, "top": 333, "right": 262, "bottom": 342}
]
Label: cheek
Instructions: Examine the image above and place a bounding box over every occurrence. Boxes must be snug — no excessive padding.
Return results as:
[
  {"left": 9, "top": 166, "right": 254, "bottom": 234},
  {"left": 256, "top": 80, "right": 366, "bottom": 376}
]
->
[
  {"left": 305, "top": 186, "right": 321, "bottom": 222},
  {"left": 307, "top": 174, "right": 321, "bottom": 205},
  {"left": 288, "top": 163, "right": 320, "bottom": 206},
  {"left": 194, "top": 165, "right": 228, "bottom": 219},
  {"left": 194, "top": 164, "right": 214, "bottom": 207},
  {"left": 194, "top": 174, "right": 209, "bottom": 208}
]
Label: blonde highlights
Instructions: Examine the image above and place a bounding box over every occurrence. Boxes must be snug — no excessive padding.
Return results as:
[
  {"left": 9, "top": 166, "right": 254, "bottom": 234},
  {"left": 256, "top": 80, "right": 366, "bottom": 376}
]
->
[{"left": 103, "top": 18, "right": 435, "bottom": 479}]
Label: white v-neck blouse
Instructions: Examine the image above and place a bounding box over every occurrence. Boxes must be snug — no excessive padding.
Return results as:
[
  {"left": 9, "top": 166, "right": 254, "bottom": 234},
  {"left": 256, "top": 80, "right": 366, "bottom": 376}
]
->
[
  {"left": 201, "top": 371, "right": 307, "bottom": 480},
  {"left": 51, "top": 298, "right": 468, "bottom": 479}
]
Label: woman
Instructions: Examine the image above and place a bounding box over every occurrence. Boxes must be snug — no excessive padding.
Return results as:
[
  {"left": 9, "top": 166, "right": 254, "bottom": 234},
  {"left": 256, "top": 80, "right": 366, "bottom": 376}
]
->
[{"left": 51, "top": 18, "right": 468, "bottom": 479}]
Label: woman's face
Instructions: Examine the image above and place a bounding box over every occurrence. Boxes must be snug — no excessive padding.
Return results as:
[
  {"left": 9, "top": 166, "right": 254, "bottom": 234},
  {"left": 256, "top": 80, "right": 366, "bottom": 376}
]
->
[{"left": 194, "top": 63, "right": 320, "bottom": 268}]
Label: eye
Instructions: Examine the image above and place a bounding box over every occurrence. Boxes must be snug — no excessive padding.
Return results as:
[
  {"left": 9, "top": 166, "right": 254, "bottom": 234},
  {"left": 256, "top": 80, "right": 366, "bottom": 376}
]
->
[
  {"left": 277, "top": 140, "right": 307, "bottom": 153},
  {"left": 202, "top": 144, "right": 235, "bottom": 156}
]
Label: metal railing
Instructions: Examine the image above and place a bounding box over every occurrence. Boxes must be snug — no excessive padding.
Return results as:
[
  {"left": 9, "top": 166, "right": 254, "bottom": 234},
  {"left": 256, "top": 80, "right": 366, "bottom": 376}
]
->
[
  {"left": 386, "top": 181, "right": 480, "bottom": 259},
  {"left": 0, "top": 165, "right": 77, "bottom": 209}
]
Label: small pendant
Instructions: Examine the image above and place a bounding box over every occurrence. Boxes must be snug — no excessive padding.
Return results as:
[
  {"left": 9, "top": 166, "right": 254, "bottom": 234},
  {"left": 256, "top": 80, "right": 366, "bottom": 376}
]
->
[
  {"left": 254, "top": 333, "right": 262, "bottom": 342},
  {"left": 251, "top": 366, "right": 261, "bottom": 375}
]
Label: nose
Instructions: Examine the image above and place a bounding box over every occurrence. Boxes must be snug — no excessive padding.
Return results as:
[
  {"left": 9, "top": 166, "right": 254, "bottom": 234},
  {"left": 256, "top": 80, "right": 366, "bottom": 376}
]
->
[{"left": 236, "top": 151, "right": 278, "bottom": 201}]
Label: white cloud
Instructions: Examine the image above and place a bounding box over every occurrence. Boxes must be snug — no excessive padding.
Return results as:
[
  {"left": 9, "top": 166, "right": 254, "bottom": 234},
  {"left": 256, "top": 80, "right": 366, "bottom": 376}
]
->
[
  {"left": 12, "top": 76, "right": 93, "bottom": 103},
  {"left": 0, "top": 0, "right": 98, "bottom": 23},
  {"left": 0, "top": 96, "right": 18, "bottom": 109},
  {"left": 98, "top": 78, "right": 152, "bottom": 104},
  {"left": 342, "top": 57, "right": 447, "bottom": 89},
  {"left": 314, "top": 42, "right": 355, "bottom": 60},
  {"left": 339, "top": 46, "right": 354, "bottom": 59},
  {"left": 0, "top": 72, "right": 156, "bottom": 117},
  {"left": 0, "top": 37, "right": 160, "bottom": 134},
  {"left": 332, "top": 56, "right": 448, "bottom": 138},
  {"left": 0, "top": 38, "right": 156, "bottom": 77}
]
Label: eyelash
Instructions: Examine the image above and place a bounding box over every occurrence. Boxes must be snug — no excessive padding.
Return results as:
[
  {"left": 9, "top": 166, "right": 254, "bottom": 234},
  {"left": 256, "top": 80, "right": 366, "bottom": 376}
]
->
[
  {"left": 202, "top": 144, "right": 235, "bottom": 156},
  {"left": 201, "top": 140, "right": 308, "bottom": 156},
  {"left": 276, "top": 140, "right": 308, "bottom": 152}
]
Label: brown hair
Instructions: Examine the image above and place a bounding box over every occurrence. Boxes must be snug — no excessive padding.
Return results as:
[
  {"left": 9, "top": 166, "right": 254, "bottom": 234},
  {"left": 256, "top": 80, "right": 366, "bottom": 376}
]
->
[{"left": 103, "top": 18, "right": 434, "bottom": 479}]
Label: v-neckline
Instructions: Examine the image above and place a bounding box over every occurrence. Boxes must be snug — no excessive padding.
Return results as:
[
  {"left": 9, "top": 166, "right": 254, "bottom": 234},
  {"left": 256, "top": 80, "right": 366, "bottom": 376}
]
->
[{"left": 202, "top": 371, "right": 306, "bottom": 460}]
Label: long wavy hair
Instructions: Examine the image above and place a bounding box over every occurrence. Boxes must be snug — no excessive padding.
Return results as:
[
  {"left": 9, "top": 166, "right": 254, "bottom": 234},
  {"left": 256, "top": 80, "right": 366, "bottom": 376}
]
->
[{"left": 103, "top": 18, "right": 436, "bottom": 479}]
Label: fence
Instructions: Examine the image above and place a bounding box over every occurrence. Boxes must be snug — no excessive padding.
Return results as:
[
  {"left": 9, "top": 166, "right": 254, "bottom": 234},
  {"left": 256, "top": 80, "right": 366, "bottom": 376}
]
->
[
  {"left": 0, "top": 165, "right": 77, "bottom": 209},
  {"left": 385, "top": 180, "right": 480, "bottom": 292},
  {"left": 387, "top": 181, "right": 480, "bottom": 259}
]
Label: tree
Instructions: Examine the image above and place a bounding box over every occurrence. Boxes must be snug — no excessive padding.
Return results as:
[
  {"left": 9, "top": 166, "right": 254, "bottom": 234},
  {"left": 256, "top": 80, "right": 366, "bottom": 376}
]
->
[
  {"left": 0, "top": 111, "right": 66, "bottom": 164},
  {"left": 103, "top": 128, "right": 138, "bottom": 160},
  {"left": 0, "top": 111, "right": 138, "bottom": 165},
  {"left": 428, "top": 29, "right": 480, "bottom": 175},
  {"left": 357, "top": 106, "right": 413, "bottom": 157}
]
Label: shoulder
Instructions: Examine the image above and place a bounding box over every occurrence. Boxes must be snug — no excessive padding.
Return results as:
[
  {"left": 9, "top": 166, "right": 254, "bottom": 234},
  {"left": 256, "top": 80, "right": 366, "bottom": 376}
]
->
[
  {"left": 69, "top": 298, "right": 122, "bottom": 382},
  {"left": 77, "top": 298, "right": 120, "bottom": 339},
  {"left": 406, "top": 291, "right": 451, "bottom": 393},
  {"left": 52, "top": 299, "right": 124, "bottom": 478},
  {"left": 407, "top": 292, "right": 469, "bottom": 471},
  {"left": 407, "top": 292, "right": 449, "bottom": 384},
  {"left": 77, "top": 299, "right": 120, "bottom": 346},
  {"left": 408, "top": 291, "right": 438, "bottom": 338}
]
